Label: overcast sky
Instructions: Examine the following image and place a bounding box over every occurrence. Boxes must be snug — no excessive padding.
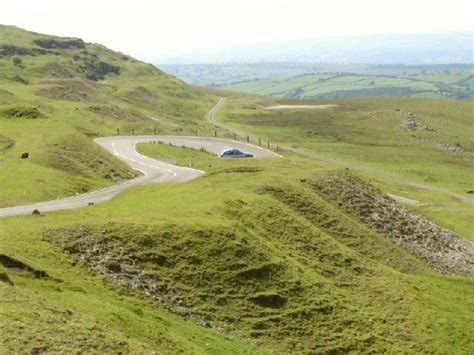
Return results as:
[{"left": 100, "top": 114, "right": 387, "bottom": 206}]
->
[{"left": 1, "top": 0, "right": 473, "bottom": 61}]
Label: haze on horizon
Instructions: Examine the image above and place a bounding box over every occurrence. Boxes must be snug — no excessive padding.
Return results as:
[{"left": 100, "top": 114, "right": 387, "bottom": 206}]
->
[{"left": 1, "top": 0, "right": 473, "bottom": 63}]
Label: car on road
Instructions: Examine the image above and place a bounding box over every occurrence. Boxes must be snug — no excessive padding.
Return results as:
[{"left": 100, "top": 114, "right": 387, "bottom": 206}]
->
[{"left": 218, "top": 149, "right": 254, "bottom": 158}]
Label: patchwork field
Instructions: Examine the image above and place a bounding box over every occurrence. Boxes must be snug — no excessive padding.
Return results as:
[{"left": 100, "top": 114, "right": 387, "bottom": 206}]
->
[{"left": 163, "top": 62, "right": 474, "bottom": 100}]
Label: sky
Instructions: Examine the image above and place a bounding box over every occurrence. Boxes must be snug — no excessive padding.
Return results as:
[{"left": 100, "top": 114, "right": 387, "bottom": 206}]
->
[{"left": 1, "top": 0, "right": 473, "bottom": 61}]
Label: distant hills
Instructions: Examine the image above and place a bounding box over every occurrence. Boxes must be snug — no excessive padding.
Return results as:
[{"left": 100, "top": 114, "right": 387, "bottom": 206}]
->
[
  {"left": 159, "top": 31, "right": 473, "bottom": 100},
  {"left": 161, "top": 62, "right": 474, "bottom": 100}
]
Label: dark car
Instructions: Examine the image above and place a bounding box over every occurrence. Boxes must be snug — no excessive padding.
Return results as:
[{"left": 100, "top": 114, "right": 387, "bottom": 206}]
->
[{"left": 218, "top": 149, "right": 254, "bottom": 158}]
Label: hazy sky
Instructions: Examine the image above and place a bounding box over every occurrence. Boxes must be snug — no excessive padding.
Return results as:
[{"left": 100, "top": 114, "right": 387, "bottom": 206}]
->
[{"left": 1, "top": 0, "right": 473, "bottom": 61}]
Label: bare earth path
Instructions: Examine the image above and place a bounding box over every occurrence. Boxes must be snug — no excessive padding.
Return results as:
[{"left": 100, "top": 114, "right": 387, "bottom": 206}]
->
[
  {"left": 0, "top": 135, "right": 277, "bottom": 218},
  {"left": 209, "top": 97, "right": 474, "bottom": 204}
]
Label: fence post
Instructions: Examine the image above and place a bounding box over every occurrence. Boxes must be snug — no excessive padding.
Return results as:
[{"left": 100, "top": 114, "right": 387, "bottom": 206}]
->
[
  {"left": 259, "top": 137, "right": 261, "bottom": 146},
  {"left": 234, "top": 133, "right": 236, "bottom": 140},
  {"left": 214, "top": 130, "right": 217, "bottom": 138},
  {"left": 117, "top": 128, "right": 120, "bottom": 136},
  {"left": 247, "top": 136, "right": 249, "bottom": 143},
  {"left": 154, "top": 128, "right": 157, "bottom": 135},
  {"left": 267, "top": 141, "right": 270, "bottom": 149}
]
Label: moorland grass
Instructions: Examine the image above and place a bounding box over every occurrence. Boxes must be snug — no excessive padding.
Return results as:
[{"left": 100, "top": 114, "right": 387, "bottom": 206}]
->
[{"left": 1, "top": 145, "right": 473, "bottom": 352}]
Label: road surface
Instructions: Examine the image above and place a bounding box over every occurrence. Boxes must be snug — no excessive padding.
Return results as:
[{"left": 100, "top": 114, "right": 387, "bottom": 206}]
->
[
  {"left": 209, "top": 98, "right": 474, "bottom": 204},
  {"left": 0, "top": 135, "right": 277, "bottom": 218}
]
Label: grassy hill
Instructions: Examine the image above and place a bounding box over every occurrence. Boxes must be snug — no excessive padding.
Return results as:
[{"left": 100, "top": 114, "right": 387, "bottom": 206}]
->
[
  {"left": 0, "top": 25, "right": 217, "bottom": 207},
  {"left": 1, "top": 26, "right": 473, "bottom": 353}
]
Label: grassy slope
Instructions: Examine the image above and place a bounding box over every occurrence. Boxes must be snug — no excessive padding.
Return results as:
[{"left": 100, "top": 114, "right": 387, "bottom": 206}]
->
[
  {"left": 1, "top": 145, "right": 473, "bottom": 353},
  {"left": 219, "top": 96, "right": 474, "bottom": 195},
  {"left": 0, "top": 25, "right": 217, "bottom": 207},
  {"left": 217, "top": 96, "right": 474, "bottom": 241}
]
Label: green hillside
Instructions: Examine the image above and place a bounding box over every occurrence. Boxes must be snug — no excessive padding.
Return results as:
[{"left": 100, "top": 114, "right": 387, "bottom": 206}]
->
[
  {"left": 1, "top": 26, "right": 473, "bottom": 353},
  {"left": 0, "top": 25, "right": 217, "bottom": 207}
]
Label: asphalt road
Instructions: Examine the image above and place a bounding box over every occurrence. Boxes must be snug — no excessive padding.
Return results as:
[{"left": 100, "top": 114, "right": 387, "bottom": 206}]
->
[{"left": 0, "top": 135, "right": 278, "bottom": 218}]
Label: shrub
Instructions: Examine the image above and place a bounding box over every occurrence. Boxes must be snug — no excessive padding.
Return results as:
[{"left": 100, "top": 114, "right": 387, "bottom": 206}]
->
[
  {"left": 12, "top": 56, "right": 22, "bottom": 67},
  {"left": 33, "top": 38, "right": 85, "bottom": 49},
  {"left": 79, "top": 59, "right": 120, "bottom": 81}
]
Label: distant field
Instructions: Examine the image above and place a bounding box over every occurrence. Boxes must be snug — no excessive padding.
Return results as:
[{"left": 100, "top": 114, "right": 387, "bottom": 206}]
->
[{"left": 162, "top": 63, "right": 474, "bottom": 100}]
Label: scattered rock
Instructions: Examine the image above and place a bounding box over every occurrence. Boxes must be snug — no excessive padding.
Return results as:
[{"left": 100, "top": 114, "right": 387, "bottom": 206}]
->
[
  {"left": 400, "top": 112, "right": 420, "bottom": 131},
  {"left": 32, "top": 209, "right": 41, "bottom": 215},
  {"left": 309, "top": 171, "right": 474, "bottom": 276},
  {"left": 414, "top": 137, "right": 464, "bottom": 153},
  {"left": 20, "top": 152, "right": 29, "bottom": 159},
  {"left": 88, "top": 202, "right": 94, "bottom": 206}
]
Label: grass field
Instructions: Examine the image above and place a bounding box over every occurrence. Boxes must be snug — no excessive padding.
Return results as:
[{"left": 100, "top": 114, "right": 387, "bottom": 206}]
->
[
  {"left": 223, "top": 71, "right": 473, "bottom": 99},
  {"left": 1, "top": 25, "right": 473, "bottom": 353},
  {"left": 218, "top": 96, "right": 474, "bottom": 195},
  {"left": 163, "top": 62, "right": 474, "bottom": 100},
  {"left": 2, "top": 143, "right": 473, "bottom": 352}
]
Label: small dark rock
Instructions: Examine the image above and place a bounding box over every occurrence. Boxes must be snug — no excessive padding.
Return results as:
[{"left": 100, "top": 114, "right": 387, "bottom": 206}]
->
[
  {"left": 20, "top": 152, "right": 29, "bottom": 159},
  {"left": 32, "top": 209, "right": 40, "bottom": 215}
]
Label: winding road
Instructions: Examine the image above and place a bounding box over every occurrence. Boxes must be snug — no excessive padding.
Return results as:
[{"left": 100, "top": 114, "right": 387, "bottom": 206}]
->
[{"left": 0, "top": 135, "right": 278, "bottom": 218}]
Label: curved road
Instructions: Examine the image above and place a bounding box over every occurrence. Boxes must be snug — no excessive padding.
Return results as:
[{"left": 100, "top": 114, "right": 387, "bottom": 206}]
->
[{"left": 0, "top": 135, "right": 278, "bottom": 218}]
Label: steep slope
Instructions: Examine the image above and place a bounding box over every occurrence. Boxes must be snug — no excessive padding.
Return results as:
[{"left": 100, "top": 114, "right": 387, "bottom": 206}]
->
[{"left": 0, "top": 25, "right": 217, "bottom": 206}]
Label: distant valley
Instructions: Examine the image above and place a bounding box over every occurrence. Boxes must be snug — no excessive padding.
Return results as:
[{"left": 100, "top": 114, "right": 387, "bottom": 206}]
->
[{"left": 162, "top": 62, "right": 474, "bottom": 100}]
